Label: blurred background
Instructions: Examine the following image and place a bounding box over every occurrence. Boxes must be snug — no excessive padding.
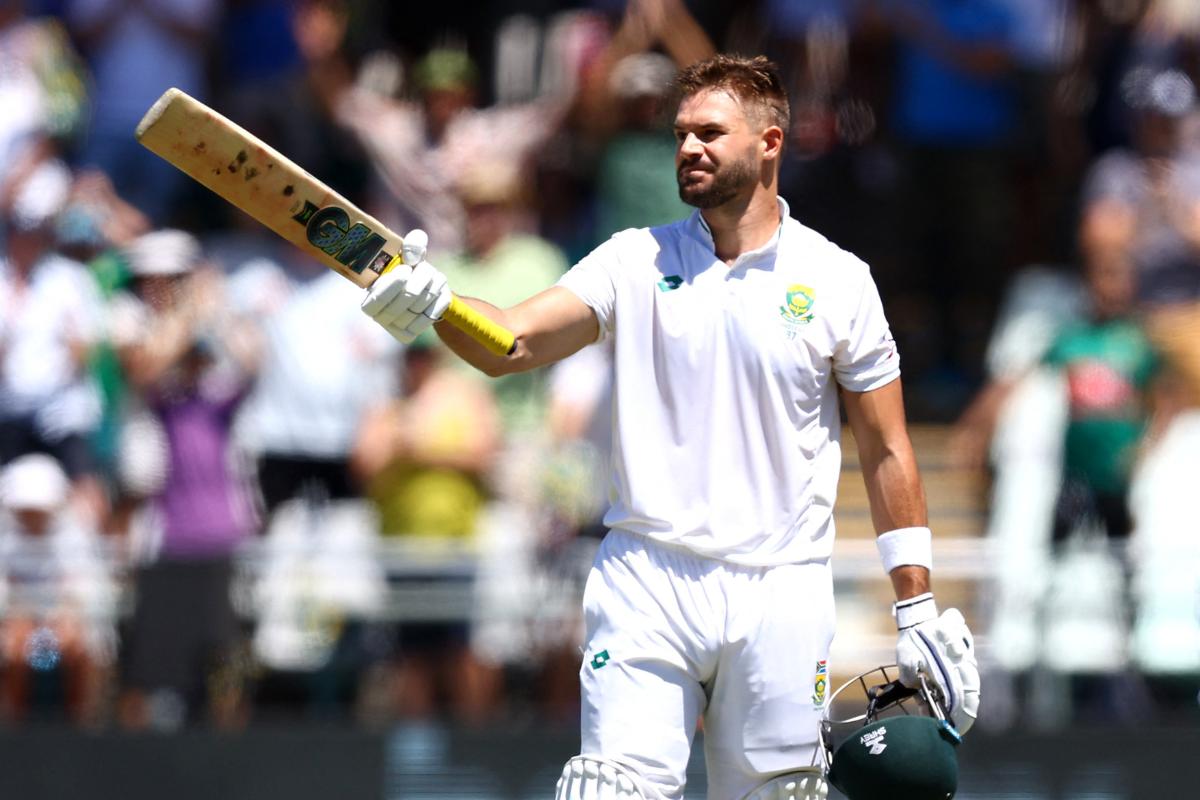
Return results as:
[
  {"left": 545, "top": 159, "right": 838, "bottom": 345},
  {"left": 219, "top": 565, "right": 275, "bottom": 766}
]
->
[{"left": 0, "top": 0, "right": 1198, "bottom": 797}]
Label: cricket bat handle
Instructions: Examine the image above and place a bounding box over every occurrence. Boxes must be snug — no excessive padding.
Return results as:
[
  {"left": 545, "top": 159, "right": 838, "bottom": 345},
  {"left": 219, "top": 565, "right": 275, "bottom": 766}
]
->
[{"left": 442, "top": 296, "right": 517, "bottom": 356}]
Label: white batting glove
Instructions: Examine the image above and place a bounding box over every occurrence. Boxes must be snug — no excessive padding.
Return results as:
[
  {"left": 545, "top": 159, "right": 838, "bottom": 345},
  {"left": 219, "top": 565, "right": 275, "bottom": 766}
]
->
[
  {"left": 361, "top": 229, "right": 452, "bottom": 344},
  {"left": 894, "top": 595, "right": 980, "bottom": 734}
]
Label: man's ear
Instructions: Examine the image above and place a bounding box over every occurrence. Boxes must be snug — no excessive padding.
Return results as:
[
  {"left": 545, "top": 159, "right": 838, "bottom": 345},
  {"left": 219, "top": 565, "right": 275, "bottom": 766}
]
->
[{"left": 761, "top": 124, "right": 785, "bottom": 161}]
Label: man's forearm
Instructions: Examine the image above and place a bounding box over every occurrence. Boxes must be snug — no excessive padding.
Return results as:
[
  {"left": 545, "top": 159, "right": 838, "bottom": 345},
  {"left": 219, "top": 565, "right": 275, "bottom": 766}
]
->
[
  {"left": 859, "top": 440, "right": 928, "bottom": 535},
  {"left": 860, "top": 439, "right": 931, "bottom": 601},
  {"left": 434, "top": 296, "right": 519, "bottom": 377}
]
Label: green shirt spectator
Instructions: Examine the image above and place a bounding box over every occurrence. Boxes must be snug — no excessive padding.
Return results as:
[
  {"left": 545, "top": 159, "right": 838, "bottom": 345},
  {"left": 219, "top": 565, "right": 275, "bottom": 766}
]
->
[
  {"left": 439, "top": 232, "right": 568, "bottom": 434},
  {"left": 595, "top": 129, "right": 690, "bottom": 240},
  {"left": 1044, "top": 318, "right": 1159, "bottom": 496}
]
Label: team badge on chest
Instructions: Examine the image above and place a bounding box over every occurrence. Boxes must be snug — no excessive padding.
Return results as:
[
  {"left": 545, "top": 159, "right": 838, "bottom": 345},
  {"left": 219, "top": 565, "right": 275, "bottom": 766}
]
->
[{"left": 779, "top": 284, "right": 816, "bottom": 338}]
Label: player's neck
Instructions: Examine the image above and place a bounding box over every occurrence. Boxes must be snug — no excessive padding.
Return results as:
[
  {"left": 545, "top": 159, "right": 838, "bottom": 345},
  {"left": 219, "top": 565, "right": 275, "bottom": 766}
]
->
[{"left": 702, "top": 189, "right": 782, "bottom": 265}]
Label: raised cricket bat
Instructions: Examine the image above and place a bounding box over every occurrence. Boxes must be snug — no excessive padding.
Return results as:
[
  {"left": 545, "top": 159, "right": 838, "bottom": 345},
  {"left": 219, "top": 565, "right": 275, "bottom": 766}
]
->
[{"left": 135, "top": 87, "right": 515, "bottom": 356}]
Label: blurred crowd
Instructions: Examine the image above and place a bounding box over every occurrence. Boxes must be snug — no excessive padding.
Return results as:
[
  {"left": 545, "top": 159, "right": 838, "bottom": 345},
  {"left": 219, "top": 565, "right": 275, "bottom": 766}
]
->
[{"left": 0, "top": 0, "right": 1198, "bottom": 734}]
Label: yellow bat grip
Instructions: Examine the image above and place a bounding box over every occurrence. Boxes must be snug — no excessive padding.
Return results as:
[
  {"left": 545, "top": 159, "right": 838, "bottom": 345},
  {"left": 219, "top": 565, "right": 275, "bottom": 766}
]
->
[
  {"left": 442, "top": 296, "right": 517, "bottom": 356},
  {"left": 379, "top": 255, "right": 515, "bottom": 356}
]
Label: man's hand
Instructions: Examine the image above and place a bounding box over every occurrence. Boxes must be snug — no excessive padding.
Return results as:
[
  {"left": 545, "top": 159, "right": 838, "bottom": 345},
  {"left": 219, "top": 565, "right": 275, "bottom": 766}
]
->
[
  {"left": 361, "top": 230, "right": 452, "bottom": 344},
  {"left": 895, "top": 604, "right": 980, "bottom": 733}
]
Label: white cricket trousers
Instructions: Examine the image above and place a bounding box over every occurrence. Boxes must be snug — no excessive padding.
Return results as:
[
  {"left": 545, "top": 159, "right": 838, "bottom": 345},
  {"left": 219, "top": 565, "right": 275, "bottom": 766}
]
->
[{"left": 579, "top": 529, "right": 835, "bottom": 800}]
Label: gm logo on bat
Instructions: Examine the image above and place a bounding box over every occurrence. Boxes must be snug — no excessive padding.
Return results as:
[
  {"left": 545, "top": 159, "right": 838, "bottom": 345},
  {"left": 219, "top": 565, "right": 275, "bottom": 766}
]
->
[{"left": 291, "top": 200, "right": 393, "bottom": 275}]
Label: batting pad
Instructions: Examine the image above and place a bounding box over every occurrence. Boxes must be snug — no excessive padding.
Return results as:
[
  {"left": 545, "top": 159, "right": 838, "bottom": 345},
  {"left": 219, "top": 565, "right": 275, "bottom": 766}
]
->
[
  {"left": 555, "top": 756, "right": 652, "bottom": 800},
  {"left": 740, "top": 770, "right": 829, "bottom": 800}
]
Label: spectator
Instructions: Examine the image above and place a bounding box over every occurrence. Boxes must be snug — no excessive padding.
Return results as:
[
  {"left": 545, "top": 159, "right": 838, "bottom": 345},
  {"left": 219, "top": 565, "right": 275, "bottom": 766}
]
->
[
  {"left": 432, "top": 160, "right": 572, "bottom": 705},
  {"left": 948, "top": 264, "right": 1085, "bottom": 731},
  {"left": 227, "top": 236, "right": 398, "bottom": 521},
  {"left": 882, "top": 0, "right": 1023, "bottom": 416},
  {"left": 0, "top": 158, "right": 107, "bottom": 526},
  {"left": 54, "top": 168, "right": 151, "bottom": 497},
  {"left": 300, "top": 0, "right": 580, "bottom": 257},
  {"left": 590, "top": 51, "right": 691, "bottom": 239},
  {"left": 353, "top": 332, "right": 499, "bottom": 547},
  {"left": 1038, "top": 251, "right": 1164, "bottom": 722},
  {"left": 439, "top": 162, "right": 570, "bottom": 436},
  {"left": 57, "top": 169, "right": 152, "bottom": 264},
  {"left": 0, "top": 453, "right": 116, "bottom": 725},
  {"left": 214, "top": 0, "right": 372, "bottom": 235},
  {"left": 1043, "top": 258, "right": 1161, "bottom": 544},
  {"left": 570, "top": 0, "right": 715, "bottom": 242},
  {"left": 351, "top": 331, "right": 502, "bottom": 723},
  {"left": 222, "top": 227, "right": 395, "bottom": 708},
  {"left": 0, "top": 7, "right": 88, "bottom": 192},
  {"left": 1077, "top": 0, "right": 1200, "bottom": 157},
  {"left": 1093, "top": 54, "right": 1200, "bottom": 700},
  {"left": 66, "top": 0, "right": 221, "bottom": 222},
  {"left": 1080, "top": 68, "right": 1200, "bottom": 305},
  {"left": 1079, "top": 66, "right": 1200, "bottom": 414},
  {"left": 954, "top": 69, "right": 1200, "bottom": 729},
  {"left": 956, "top": 252, "right": 1164, "bottom": 727},
  {"left": 109, "top": 230, "right": 260, "bottom": 730}
]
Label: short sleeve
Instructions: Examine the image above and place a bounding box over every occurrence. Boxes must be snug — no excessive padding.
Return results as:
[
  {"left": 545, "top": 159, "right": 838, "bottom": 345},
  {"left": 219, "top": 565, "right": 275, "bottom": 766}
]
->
[
  {"left": 556, "top": 236, "right": 622, "bottom": 339},
  {"left": 832, "top": 266, "right": 901, "bottom": 392}
]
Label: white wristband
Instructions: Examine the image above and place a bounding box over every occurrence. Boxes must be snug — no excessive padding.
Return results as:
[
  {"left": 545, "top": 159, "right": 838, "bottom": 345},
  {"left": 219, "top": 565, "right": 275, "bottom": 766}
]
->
[
  {"left": 876, "top": 526, "right": 933, "bottom": 574},
  {"left": 893, "top": 592, "right": 938, "bottom": 630}
]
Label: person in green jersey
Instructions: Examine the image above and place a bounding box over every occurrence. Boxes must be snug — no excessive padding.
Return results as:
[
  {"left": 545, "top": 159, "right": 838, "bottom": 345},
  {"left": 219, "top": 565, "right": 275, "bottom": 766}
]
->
[{"left": 1043, "top": 255, "right": 1160, "bottom": 541}]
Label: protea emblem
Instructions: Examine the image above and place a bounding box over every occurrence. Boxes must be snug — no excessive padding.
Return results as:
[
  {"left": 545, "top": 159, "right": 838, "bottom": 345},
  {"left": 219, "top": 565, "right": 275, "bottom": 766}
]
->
[{"left": 780, "top": 284, "right": 815, "bottom": 323}]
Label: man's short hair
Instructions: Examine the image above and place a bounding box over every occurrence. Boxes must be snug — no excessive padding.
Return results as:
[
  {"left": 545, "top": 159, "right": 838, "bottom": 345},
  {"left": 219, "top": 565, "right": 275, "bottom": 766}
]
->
[{"left": 672, "top": 54, "right": 790, "bottom": 132}]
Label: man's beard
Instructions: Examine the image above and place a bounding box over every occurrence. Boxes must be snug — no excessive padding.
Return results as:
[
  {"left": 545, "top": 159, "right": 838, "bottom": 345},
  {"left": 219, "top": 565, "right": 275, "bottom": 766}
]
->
[{"left": 677, "top": 156, "right": 757, "bottom": 209}]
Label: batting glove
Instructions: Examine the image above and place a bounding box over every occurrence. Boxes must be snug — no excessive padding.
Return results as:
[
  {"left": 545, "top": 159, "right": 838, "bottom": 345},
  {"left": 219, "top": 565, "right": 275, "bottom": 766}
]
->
[
  {"left": 361, "top": 229, "right": 452, "bottom": 344},
  {"left": 894, "top": 595, "right": 980, "bottom": 734}
]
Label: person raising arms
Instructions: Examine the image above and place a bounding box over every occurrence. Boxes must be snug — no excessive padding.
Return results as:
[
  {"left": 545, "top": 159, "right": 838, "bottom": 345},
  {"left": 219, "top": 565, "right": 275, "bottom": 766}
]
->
[{"left": 362, "top": 54, "right": 979, "bottom": 800}]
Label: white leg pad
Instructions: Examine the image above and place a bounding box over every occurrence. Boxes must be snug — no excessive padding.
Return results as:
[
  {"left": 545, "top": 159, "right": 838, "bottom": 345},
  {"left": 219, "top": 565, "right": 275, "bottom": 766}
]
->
[
  {"left": 554, "top": 755, "right": 651, "bottom": 800},
  {"left": 739, "top": 770, "right": 829, "bottom": 800}
]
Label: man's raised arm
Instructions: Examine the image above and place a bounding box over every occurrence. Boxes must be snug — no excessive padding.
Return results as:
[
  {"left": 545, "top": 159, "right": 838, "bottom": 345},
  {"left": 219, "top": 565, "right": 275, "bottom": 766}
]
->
[{"left": 360, "top": 229, "right": 600, "bottom": 377}]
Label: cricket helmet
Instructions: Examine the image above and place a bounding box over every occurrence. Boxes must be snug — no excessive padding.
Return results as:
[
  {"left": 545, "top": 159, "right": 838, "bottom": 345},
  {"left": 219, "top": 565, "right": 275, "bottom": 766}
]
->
[{"left": 819, "top": 665, "right": 961, "bottom": 800}]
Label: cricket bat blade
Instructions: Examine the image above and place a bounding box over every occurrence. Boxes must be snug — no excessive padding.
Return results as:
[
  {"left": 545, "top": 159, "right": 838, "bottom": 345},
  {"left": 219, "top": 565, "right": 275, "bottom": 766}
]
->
[{"left": 136, "top": 87, "right": 515, "bottom": 356}]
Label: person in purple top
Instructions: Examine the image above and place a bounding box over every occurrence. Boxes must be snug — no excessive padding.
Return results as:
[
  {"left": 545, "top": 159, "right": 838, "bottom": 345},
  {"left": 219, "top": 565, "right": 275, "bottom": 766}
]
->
[
  {"left": 107, "top": 229, "right": 261, "bottom": 729},
  {"left": 147, "top": 375, "right": 255, "bottom": 559}
]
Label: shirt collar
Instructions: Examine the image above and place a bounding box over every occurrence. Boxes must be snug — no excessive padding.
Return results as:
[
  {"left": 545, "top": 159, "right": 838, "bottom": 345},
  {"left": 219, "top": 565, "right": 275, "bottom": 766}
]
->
[{"left": 687, "top": 196, "right": 790, "bottom": 270}]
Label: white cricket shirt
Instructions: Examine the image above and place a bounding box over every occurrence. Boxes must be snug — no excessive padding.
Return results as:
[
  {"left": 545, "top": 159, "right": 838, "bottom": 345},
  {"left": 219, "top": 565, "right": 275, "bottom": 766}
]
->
[
  {"left": 557, "top": 199, "right": 900, "bottom": 566},
  {"left": 0, "top": 254, "right": 104, "bottom": 436},
  {"left": 227, "top": 263, "right": 399, "bottom": 459}
]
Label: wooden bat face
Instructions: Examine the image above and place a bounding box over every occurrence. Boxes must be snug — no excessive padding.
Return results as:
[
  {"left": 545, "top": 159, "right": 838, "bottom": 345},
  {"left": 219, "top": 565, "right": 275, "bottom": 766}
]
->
[
  {"left": 137, "top": 87, "right": 517, "bottom": 356},
  {"left": 136, "top": 87, "right": 398, "bottom": 287}
]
